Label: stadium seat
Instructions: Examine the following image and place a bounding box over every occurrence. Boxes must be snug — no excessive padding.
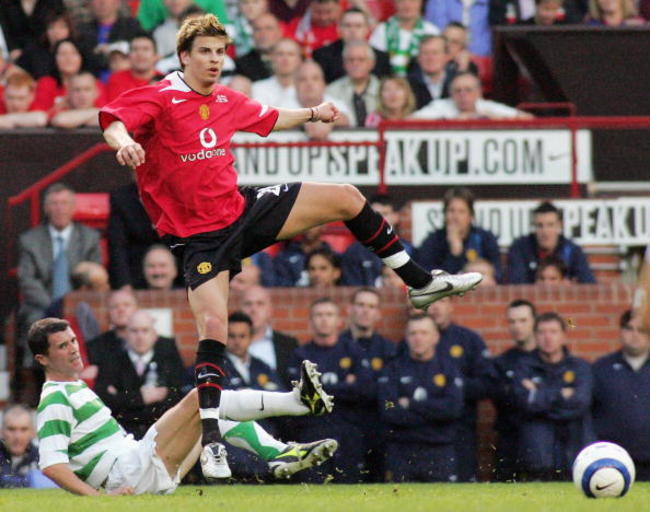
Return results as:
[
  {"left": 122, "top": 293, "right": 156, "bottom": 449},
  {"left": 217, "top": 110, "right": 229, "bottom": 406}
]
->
[
  {"left": 73, "top": 193, "right": 110, "bottom": 231},
  {"left": 321, "top": 221, "right": 356, "bottom": 253}
]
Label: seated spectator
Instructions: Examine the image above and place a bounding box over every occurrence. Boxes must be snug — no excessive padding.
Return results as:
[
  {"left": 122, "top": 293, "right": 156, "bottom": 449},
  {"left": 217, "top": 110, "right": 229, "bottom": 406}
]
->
[
  {"left": 313, "top": 7, "right": 392, "bottom": 84},
  {"left": 341, "top": 193, "right": 414, "bottom": 286},
  {"left": 50, "top": 71, "right": 103, "bottom": 128},
  {"left": 141, "top": 244, "right": 180, "bottom": 291},
  {"left": 441, "top": 22, "right": 479, "bottom": 75},
  {"left": 86, "top": 289, "right": 138, "bottom": 368},
  {"left": 78, "top": 0, "right": 143, "bottom": 79},
  {"left": 369, "top": 0, "right": 440, "bottom": 76},
  {"left": 425, "top": 0, "right": 492, "bottom": 56},
  {"left": 0, "top": 405, "right": 39, "bottom": 488},
  {"left": 156, "top": 4, "right": 208, "bottom": 74},
  {"left": 152, "top": 0, "right": 195, "bottom": 65},
  {"left": 286, "top": 0, "right": 342, "bottom": 56},
  {"left": 94, "top": 310, "right": 185, "bottom": 439},
  {"left": 326, "top": 41, "right": 379, "bottom": 127},
  {"left": 106, "top": 43, "right": 130, "bottom": 73},
  {"left": 407, "top": 35, "right": 454, "bottom": 110},
  {"left": 251, "top": 38, "right": 302, "bottom": 108},
  {"left": 305, "top": 247, "right": 343, "bottom": 288},
  {"left": 535, "top": 256, "right": 571, "bottom": 285},
  {"left": 232, "top": 0, "right": 269, "bottom": 58},
  {"left": 240, "top": 285, "right": 299, "bottom": 387},
  {"left": 592, "top": 310, "right": 650, "bottom": 480},
  {"left": 428, "top": 296, "right": 494, "bottom": 481},
  {"left": 18, "top": 183, "right": 101, "bottom": 341},
  {"left": 416, "top": 187, "right": 502, "bottom": 281},
  {"left": 586, "top": 0, "right": 645, "bottom": 25},
  {"left": 227, "top": 74, "right": 253, "bottom": 95},
  {"left": 378, "top": 313, "right": 463, "bottom": 482},
  {"left": 287, "top": 297, "right": 375, "bottom": 483},
  {"left": 0, "top": 72, "right": 47, "bottom": 129},
  {"left": 365, "top": 76, "right": 416, "bottom": 127},
  {"left": 230, "top": 258, "right": 262, "bottom": 292},
  {"left": 412, "top": 72, "right": 532, "bottom": 119},
  {"left": 464, "top": 258, "right": 497, "bottom": 287},
  {"left": 290, "top": 60, "right": 351, "bottom": 140},
  {"left": 513, "top": 312, "right": 593, "bottom": 480},
  {"left": 234, "top": 12, "right": 284, "bottom": 82},
  {"left": 15, "top": 10, "right": 74, "bottom": 80},
  {"left": 519, "top": 0, "right": 569, "bottom": 24},
  {"left": 507, "top": 201, "right": 595, "bottom": 284},
  {"left": 137, "top": 0, "right": 230, "bottom": 32},
  {"left": 33, "top": 38, "right": 105, "bottom": 114},
  {"left": 274, "top": 225, "right": 331, "bottom": 286},
  {"left": 106, "top": 33, "right": 162, "bottom": 102},
  {"left": 268, "top": 0, "right": 310, "bottom": 22}
]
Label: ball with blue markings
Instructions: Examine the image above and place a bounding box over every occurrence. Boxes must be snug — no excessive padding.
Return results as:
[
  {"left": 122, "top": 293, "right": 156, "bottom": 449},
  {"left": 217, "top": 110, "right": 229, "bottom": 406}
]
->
[{"left": 572, "top": 442, "right": 635, "bottom": 498}]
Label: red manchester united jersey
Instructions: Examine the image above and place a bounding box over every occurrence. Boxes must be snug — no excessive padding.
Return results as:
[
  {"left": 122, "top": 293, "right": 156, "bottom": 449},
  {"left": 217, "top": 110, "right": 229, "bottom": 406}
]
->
[{"left": 99, "top": 71, "right": 280, "bottom": 238}]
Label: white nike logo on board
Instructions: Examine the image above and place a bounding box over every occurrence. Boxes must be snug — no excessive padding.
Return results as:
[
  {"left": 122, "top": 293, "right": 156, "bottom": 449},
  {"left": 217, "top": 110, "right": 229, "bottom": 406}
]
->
[{"left": 172, "top": 97, "right": 187, "bottom": 104}]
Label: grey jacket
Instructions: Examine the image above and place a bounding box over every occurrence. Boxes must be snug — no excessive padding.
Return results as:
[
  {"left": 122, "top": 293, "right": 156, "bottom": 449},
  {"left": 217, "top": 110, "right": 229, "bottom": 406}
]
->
[{"left": 325, "top": 75, "right": 380, "bottom": 127}]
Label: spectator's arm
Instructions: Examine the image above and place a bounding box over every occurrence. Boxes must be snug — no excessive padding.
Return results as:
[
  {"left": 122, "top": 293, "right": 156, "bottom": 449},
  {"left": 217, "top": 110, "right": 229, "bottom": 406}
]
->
[
  {"left": 50, "top": 108, "right": 100, "bottom": 129},
  {"left": 0, "top": 111, "right": 48, "bottom": 129},
  {"left": 324, "top": 356, "right": 376, "bottom": 403},
  {"left": 408, "top": 376, "right": 464, "bottom": 421},
  {"left": 377, "top": 369, "right": 428, "bottom": 426},
  {"left": 549, "top": 363, "right": 593, "bottom": 421}
]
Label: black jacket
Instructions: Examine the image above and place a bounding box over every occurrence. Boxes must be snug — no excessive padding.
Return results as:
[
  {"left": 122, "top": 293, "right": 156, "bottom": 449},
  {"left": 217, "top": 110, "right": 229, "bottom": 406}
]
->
[{"left": 234, "top": 49, "right": 273, "bottom": 82}]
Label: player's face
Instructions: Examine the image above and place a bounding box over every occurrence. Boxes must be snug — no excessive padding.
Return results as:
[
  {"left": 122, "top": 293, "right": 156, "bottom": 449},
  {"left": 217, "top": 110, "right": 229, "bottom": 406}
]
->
[
  {"left": 108, "top": 291, "right": 138, "bottom": 329},
  {"left": 349, "top": 291, "right": 380, "bottom": 330},
  {"left": 1, "top": 411, "right": 34, "bottom": 457},
  {"left": 507, "top": 305, "right": 535, "bottom": 345},
  {"left": 307, "top": 254, "right": 341, "bottom": 288},
  {"left": 181, "top": 36, "right": 228, "bottom": 90},
  {"left": 620, "top": 316, "right": 650, "bottom": 357},
  {"left": 445, "top": 198, "right": 473, "bottom": 233},
  {"left": 427, "top": 297, "right": 452, "bottom": 329},
  {"left": 406, "top": 317, "right": 438, "bottom": 360},
  {"left": 37, "top": 327, "right": 84, "bottom": 379},
  {"left": 44, "top": 189, "right": 76, "bottom": 230},
  {"left": 340, "top": 12, "right": 368, "bottom": 42},
  {"left": 534, "top": 212, "right": 562, "bottom": 251},
  {"left": 241, "top": 287, "right": 272, "bottom": 330},
  {"left": 418, "top": 38, "right": 448, "bottom": 75},
  {"left": 535, "top": 320, "right": 565, "bottom": 358},
  {"left": 5, "top": 85, "right": 34, "bottom": 113},
  {"left": 310, "top": 303, "right": 341, "bottom": 342},
  {"left": 227, "top": 321, "right": 253, "bottom": 358}
]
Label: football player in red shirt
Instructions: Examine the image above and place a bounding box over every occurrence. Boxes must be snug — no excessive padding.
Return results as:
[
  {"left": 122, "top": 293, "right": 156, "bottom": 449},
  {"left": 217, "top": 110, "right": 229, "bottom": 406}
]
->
[{"left": 100, "top": 13, "right": 481, "bottom": 480}]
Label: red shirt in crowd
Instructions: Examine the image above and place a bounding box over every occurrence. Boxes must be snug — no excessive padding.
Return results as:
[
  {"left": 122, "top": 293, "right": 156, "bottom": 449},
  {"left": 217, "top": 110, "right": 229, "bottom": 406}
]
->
[
  {"left": 285, "top": 18, "right": 340, "bottom": 56},
  {"left": 99, "top": 71, "right": 279, "bottom": 238},
  {"left": 105, "top": 69, "right": 164, "bottom": 102},
  {"left": 32, "top": 75, "right": 107, "bottom": 112}
]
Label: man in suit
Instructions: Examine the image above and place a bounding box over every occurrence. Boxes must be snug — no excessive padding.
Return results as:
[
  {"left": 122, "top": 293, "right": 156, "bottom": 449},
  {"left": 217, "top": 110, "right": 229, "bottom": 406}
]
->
[
  {"left": 240, "top": 285, "right": 298, "bottom": 388},
  {"left": 18, "top": 183, "right": 101, "bottom": 342},
  {"left": 93, "top": 309, "right": 186, "bottom": 439},
  {"left": 407, "top": 35, "right": 454, "bottom": 110},
  {"left": 313, "top": 7, "right": 391, "bottom": 84},
  {"left": 234, "top": 12, "right": 284, "bottom": 82}
]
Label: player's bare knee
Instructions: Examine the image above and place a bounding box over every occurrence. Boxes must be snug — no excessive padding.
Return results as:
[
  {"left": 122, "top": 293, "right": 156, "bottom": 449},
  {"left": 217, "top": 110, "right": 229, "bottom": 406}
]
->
[
  {"left": 203, "top": 314, "right": 227, "bottom": 340},
  {"left": 339, "top": 184, "right": 365, "bottom": 218}
]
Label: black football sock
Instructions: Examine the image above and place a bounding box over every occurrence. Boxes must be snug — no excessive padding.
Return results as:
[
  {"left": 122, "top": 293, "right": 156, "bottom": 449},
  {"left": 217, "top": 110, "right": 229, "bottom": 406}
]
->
[
  {"left": 195, "top": 339, "right": 227, "bottom": 446},
  {"left": 344, "top": 201, "right": 431, "bottom": 289}
]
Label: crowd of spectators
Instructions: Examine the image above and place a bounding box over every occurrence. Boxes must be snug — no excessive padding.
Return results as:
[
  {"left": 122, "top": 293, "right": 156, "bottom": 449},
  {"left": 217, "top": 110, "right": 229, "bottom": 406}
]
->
[{"left": 3, "top": 0, "right": 649, "bottom": 131}]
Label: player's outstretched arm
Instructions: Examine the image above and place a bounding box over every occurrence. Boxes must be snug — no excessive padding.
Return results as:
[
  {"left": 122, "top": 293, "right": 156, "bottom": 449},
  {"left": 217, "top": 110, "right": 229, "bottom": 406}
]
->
[
  {"left": 43, "top": 463, "right": 134, "bottom": 496},
  {"left": 273, "top": 102, "right": 340, "bottom": 131},
  {"left": 103, "top": 120, "right": 146, "bottom": 169}
]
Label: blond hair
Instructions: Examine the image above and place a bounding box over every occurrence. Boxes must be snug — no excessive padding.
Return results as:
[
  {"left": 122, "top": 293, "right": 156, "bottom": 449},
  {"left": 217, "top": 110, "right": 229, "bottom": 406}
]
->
[
  {"left": 377, "top": 77, "right": 416, "bottom": 119},
  {"left": 176, "top": 13, "right": 231, "bottom": 68},
  {"left": 588, "top": 0, "right": 637, "bottom": 20}
]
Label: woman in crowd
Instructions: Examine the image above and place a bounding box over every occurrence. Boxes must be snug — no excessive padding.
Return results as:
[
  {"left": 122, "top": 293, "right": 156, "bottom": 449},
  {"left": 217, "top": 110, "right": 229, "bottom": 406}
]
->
[{"left": 365, "top": 76, "right": 416, "bottom": 127}]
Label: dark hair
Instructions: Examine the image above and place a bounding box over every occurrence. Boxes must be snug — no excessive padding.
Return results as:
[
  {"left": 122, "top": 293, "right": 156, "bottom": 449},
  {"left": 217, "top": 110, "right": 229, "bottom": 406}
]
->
[
  {"left": 52, "top": 38, "right": 86, "bottom": 86},
  {"left": 27, "top": 318, "right": 70, "bottom": 361},
  {"left": 310, "top": 296, "right": 338, "bottom": 311},
  {"left": 508, "top": 299, "right": 537, "bottom": 317},
  {"left": 351, "top": 287, "right": 381, "bottom": 303},
  {"left": 619, "top": 309, "right": 633, "bottom": 328},
  {"left": 533, "top": 201, "right": 562, "bottom": 220},
  {"left": 342, "top": 6, "right": 368, "bottom": 20},
  {"left": 369, "top": 192, "right": 399, "bottom": 210},
  {"left": 305, "top": 247, "right": 342, "bottom": 272},
  {"left": 131, "top": 32, "right": 158, "bottom": 53},
  {"left": 535, "top": 312, "right": 566, "bottom": 332},
  {"left": 443, "top": 187, "right": 475, "bottom": 216},
  {"left": 180, "top": 4, "right": 205, "bottom": 21},
  {"left": 418, "top": 34, "right": 446, "bottom": 49},
  {"left": 407, "top": 312, "right": 437, "bottom": 328},
  {"left": 43, "top": 10, "right": 75, "bottom": 47},
  {"left": 228, "top": 311, "right": 253, "bottom": 330},
  {"left": 445, "top": 21, "right": 467, "bottom": 30},
  {"left": 537, "top": 255, "right": 568, "bottom": 279}
]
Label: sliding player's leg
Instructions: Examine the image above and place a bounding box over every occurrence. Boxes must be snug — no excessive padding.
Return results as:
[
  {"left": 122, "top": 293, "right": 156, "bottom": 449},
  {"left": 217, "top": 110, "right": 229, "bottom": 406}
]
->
[{"left": 276, "top": 183, "right": 482, "bottom": 307}]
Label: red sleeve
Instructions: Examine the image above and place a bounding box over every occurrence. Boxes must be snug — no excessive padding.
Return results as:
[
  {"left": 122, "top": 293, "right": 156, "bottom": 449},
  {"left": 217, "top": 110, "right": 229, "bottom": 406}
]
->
[
  {"left": 99, "top": 83, "right": 163, "bottom": 132},
  {"left": 230, "top": 90, "right": 280, "bottom": 136}
]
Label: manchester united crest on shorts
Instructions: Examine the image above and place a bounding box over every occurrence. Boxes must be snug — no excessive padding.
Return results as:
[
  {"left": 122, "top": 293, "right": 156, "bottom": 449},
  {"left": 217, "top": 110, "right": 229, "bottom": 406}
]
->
[
  {"left": 199, "top": 104, "right": 210, "bottom": 120},
  {"left": 197, "top": 261, "right": 212, "bottom": 274}
]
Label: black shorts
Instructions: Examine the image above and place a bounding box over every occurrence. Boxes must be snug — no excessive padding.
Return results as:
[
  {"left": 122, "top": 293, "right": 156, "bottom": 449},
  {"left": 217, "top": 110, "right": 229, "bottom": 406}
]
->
[{"left": 163, "top": 183, "right": 302, "bottom": 290}]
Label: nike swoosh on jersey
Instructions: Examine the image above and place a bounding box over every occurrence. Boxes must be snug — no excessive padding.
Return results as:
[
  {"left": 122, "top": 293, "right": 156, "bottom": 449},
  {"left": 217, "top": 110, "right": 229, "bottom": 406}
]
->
[{"left": 172, "top": 97, "right": 187, "bottom": 104}]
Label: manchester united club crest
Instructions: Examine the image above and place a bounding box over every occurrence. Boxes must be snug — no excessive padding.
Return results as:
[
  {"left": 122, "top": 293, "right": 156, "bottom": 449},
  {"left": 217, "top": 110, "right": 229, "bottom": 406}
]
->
[
  {"left": 199, "top": 104, "right": 210, "bottom": 120},
  {"left": 197, "top": 261, "right": 212, "bottom": 274}
]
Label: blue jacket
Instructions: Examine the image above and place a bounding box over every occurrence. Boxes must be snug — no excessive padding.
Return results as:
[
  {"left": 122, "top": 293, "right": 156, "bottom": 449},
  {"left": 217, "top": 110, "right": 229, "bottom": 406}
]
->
[
  {"left": 416, "top": 226, "right": 502, "bottom": 282},
  {"left": 338, "top": 329, "right": 397, "bottom": 376},
  {"left": 0, "top": 442, "right": 39, "bottom": 488},
  {"left": 491, "top": 346, "right": 535, "bottom": 434},
  {"left": 288, "top": 337, "right": 376, "bottom": 427},
  {"left": 424, "top": 0, "right": 492, "bottom": 56},
  {"left": 592, "top": 351, "right": 650, "bottom": 462},
  {"left": 513, "top": 349, "right": 594, "bottom": 471},
  {"left": 223, "top": 354, "right": 285, "bottom": 392},
  {"left": 436, "top": 323, "right": 494, "bottom": 427},
  {"left": 378, "top": 351, "right": 464, "bottom": 445},
  {"left": 507, "top": 234, "right": 595, "bottom": 284},
  {"left": 340, "top": 239, "right": 414, "bottom": 286},
  {"left": 273, "top": 241, "right": 334, "bottom": 287}
]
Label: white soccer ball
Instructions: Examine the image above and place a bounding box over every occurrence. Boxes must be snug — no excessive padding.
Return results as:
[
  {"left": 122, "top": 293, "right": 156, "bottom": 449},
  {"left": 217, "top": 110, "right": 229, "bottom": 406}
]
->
[{"left": 572, "top": 442, "right": 636, "bottom": 498}]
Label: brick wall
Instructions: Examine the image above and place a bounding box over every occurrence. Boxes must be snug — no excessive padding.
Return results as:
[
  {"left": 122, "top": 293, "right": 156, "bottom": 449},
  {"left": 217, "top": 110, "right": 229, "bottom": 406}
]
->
[{"left": 63, "top": 283, "right": 634, "bottom": 480}]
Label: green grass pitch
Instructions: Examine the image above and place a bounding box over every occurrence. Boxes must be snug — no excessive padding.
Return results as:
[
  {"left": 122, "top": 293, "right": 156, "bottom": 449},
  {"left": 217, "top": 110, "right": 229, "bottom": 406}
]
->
[{"left": 3, "top": 483, "right": 650, "bottom": 512}]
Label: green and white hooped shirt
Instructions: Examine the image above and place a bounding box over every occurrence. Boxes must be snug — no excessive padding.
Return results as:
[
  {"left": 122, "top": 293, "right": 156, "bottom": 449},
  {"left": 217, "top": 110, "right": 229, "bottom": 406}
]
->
[{"left": 36, "top": 380, "right": 127, "bottom": 488}]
